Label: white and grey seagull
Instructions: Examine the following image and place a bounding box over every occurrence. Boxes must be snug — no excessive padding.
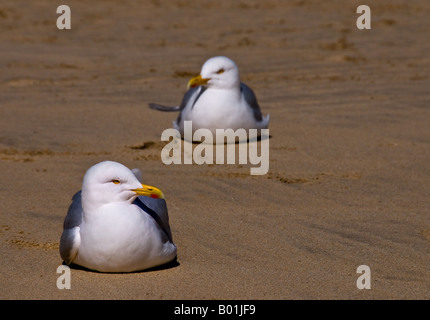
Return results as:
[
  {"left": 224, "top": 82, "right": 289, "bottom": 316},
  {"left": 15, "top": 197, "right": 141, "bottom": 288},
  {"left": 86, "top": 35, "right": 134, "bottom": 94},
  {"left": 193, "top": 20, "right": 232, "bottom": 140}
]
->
[
  {"left": 59, "top": 161, "right": 177, "bottom": 273},
  {"left": 149, "top": 56, "right": 270, "bottom": 138}
]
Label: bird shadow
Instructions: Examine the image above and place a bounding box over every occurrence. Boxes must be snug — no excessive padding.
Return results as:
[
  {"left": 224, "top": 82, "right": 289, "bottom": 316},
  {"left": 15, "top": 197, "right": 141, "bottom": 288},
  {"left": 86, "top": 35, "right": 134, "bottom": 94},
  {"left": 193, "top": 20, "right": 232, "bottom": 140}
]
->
[{"left": 63, "top": 257, "right": 180, "bottom": 274}]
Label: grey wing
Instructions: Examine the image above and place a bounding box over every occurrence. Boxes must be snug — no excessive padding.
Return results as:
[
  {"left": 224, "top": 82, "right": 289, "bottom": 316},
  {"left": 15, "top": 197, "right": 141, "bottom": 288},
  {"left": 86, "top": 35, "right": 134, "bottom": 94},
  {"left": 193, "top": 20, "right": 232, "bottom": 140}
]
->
[
  {"left": 59, "top": 191, "right": 82, "bottom": 265},
  {"left": 130, "top": 169, "right": 173, "bottom": 242},
  {"left": 148, "top": 86, "right": 204, "bottom": 122},
  {"left": 177, "top": 86, "right": 206, "bottom": 124},
  {"left": 134, "top": 196, "right": 173, "bottom": 243},
  {"left": 240, "top": 82, "right": 263, "bottom": 122},
  {"left": 148, "top": 86, "right": 199, "bottom": 112}
]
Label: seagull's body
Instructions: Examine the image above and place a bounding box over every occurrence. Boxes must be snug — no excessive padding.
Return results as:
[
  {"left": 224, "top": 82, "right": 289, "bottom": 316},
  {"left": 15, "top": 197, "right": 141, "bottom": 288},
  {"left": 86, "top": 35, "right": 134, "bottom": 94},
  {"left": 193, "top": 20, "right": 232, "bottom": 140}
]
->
[
  {"left": 59, "top": 161, "right": 177, "bottom": 273},
  {"left": 149, "top": 56, "right": 269, "bottom": 138}
]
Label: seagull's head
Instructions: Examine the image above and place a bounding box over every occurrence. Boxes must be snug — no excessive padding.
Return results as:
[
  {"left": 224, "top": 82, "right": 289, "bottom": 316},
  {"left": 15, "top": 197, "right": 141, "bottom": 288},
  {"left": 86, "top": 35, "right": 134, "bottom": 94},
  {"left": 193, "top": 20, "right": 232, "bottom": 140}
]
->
[
  {"left": 187, "top": 56, "right": 240, "bottom": 90},
  {"left": 81, "top": 161, "right": 164, "bottom": 211}
]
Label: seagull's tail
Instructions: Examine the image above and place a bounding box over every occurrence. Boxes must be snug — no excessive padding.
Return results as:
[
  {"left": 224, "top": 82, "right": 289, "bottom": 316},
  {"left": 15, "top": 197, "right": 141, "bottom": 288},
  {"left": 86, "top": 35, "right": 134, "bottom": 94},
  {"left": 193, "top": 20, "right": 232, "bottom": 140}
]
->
[
  {"left": 149, "top": 103, "right": 181, "bottom": 112},
  {"left": 258, "top": 114, "right": 270, "bottom": 129}
]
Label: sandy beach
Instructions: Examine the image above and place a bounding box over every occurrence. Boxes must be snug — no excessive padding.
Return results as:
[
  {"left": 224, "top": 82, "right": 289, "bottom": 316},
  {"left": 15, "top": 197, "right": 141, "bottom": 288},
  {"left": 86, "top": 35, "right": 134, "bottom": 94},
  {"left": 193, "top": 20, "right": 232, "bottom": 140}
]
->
[{"left": 1, "top": 0, "right": 429, "bottom": 299}]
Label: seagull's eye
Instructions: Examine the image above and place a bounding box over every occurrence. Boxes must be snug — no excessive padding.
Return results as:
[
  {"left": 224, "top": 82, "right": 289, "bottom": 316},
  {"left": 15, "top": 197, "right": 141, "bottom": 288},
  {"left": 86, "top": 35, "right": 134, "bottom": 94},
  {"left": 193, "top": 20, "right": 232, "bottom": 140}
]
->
[
  {"left": 216, "top": 69, "right": 224, "bottom": 74},
  {"left": 112, "top": 179, "right": 121, "bottom": 184}
]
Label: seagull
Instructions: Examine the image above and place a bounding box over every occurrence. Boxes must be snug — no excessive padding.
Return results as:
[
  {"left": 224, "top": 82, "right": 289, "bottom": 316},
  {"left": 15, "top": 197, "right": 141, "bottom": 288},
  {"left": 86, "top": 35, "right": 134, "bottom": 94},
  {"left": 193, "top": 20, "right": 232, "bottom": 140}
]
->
[
  {"left": 59, "top": 161, "right": 177, "bottom": 273},
  {"left": 149, "top": 56, "right": 270, "bottom": 138}
]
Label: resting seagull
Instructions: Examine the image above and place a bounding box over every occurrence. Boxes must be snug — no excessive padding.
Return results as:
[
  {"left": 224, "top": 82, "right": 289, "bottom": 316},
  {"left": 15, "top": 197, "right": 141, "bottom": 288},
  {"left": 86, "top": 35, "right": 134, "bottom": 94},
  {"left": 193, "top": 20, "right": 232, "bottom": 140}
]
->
[
  {"left": 59, "top": 161, "right": 177, "bottom": 273},
  {"left": 149, "top": 56, "right": 270, "bottom": 138}
]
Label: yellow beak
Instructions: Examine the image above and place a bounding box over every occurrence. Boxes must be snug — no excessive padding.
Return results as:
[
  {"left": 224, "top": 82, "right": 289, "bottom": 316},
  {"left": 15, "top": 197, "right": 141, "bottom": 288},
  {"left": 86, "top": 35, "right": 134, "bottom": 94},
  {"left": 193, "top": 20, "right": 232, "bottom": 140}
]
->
[
  {"left": 187, "top": 74, "right": 210, "bottom": 89},
  {"left": 132, "top": 184, "right": 165, "bottom": 199}
]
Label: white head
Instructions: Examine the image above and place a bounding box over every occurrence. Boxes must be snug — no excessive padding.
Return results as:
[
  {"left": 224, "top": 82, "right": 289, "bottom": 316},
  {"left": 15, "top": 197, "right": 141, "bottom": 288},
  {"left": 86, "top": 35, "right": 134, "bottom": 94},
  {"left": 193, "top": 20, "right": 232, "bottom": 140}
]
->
[
  {"left": 187, "top": 56, "right": 240, "bottom": 90},
  {"left": 81, "top": 161, "right": 164, "bottom": 213}
]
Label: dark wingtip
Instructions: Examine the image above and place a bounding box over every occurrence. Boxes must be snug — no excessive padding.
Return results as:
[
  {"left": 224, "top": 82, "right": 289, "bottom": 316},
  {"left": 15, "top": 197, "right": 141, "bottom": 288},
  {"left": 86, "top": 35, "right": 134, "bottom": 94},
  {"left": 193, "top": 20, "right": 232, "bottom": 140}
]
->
[{"left": 148, "top": 103, "right": 181, "bottom": 112}]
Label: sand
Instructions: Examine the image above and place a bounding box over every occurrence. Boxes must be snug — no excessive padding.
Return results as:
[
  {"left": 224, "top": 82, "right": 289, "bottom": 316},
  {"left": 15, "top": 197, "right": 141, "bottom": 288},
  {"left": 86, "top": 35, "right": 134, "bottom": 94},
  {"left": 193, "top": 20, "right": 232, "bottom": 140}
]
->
[{"left": 1, "top": 0, "right": 429, "bottom": 300}]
